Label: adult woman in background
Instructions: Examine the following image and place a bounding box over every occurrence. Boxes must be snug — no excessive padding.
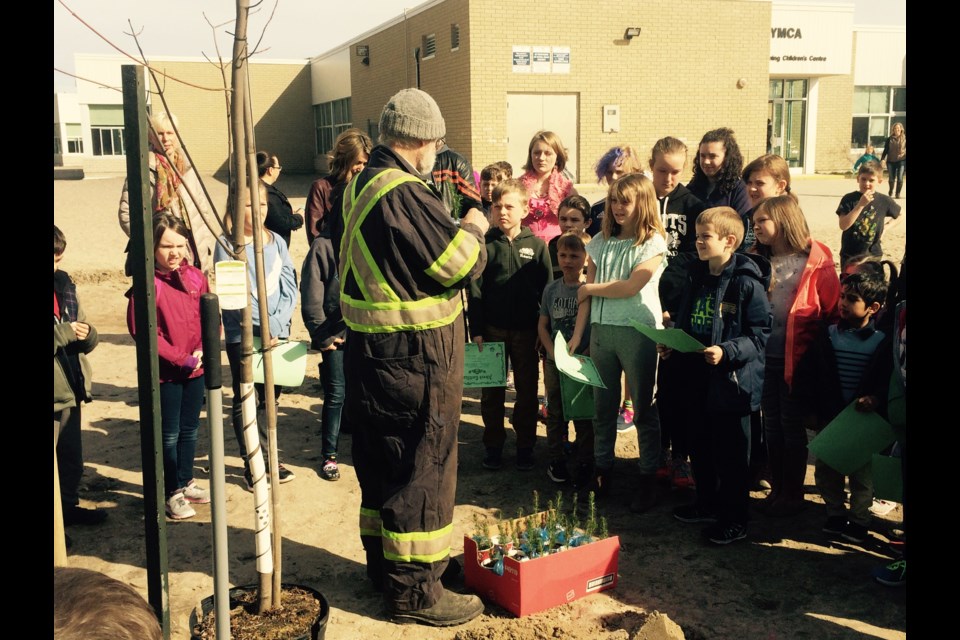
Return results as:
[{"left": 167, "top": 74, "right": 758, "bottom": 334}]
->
[
  {"left": 118, "top": 111, "right": 217, "bottom": 277},
  {"left": 881, "top": 123, "right": 906, "bottom": 199},
  {"left": 258, "top": 151, "right": 304, "bottom": 247},
  {"left": 519, "top": 130, "right": 578, "bottom": 242},
  {"left": 304, "top": 128, "right": 373, "bottom": 245}
]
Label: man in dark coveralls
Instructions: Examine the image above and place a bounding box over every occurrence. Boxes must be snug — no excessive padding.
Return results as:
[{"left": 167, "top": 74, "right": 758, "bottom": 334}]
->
[{"left": 339, "top": 88, "right": 490, "bottom": 626}]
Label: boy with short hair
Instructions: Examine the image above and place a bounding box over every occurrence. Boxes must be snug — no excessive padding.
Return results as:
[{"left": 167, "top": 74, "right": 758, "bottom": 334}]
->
[
  {"left": 797, "top": 271, "right": 892, "bottom": 544},
  {"left": 836, "top": 161, "right": 901, "bottom": 268},
  {"left": 538, "top": 232, "right": 594, "bottom": 487},
  {"left": 661, "top": 207, "right": 770, "bottom": 545},
  {"left": 479, "top": 162, "right": 513, "bottom": 211},
  {"left": 470, "top": 179, "right": 552, "bottom": 471},
  {"left": 548, "top": 195, "right": 592, "bottom": 280},
  {"left": 54, "top": 225, "right": 106, "bottom": 527}
]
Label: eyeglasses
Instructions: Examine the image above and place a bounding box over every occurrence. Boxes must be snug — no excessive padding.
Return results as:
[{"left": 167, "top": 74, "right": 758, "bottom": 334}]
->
[{"left": 273, "top": 165, "right": 283, "bottom": 171}]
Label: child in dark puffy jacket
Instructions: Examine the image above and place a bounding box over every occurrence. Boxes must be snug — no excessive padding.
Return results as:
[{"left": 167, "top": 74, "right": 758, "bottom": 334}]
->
[{"left": 660, "top": 207, "right": 771, "bottom": 546}]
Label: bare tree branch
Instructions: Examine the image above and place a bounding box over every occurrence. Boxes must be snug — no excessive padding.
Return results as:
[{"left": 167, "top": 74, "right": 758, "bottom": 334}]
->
[
  {"left": 53, "top": 67, "right": 122, "bottom": 93},
  {"left": 57, "top": 0, "right": 226, "bottom": 92}
]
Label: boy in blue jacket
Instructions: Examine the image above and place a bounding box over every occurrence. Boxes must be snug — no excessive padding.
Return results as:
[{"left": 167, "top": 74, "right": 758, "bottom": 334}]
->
[{"left": 658, "top": 207, "right": 771, "bottom": 545}]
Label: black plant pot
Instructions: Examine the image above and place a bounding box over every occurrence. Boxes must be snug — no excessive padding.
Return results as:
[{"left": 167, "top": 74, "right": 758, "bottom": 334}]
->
[{"left": 190, "top": 583, "right": 329, "bottom": 640}]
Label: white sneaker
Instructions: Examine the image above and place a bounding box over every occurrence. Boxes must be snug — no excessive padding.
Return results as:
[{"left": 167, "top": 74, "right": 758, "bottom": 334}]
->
[
  {"left": 869, "top": 499, "right": 897, "bottom": 516},
  {"left": 183, "top": 480, "right": 211, "bottom": 504},
  {"left": 166, "top": 492, "right": 197, "bottom": 520}
]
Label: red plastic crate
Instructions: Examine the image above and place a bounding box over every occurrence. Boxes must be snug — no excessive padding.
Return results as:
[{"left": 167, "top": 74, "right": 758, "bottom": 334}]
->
[{"left": 463, "top": 533, "right": 620, "bottom": 617}]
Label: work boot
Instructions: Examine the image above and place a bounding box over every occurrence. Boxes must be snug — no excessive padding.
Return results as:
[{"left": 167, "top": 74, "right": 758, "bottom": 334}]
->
[
  {"left": 629, "top": 474, "right": 658, "bottom": 513},
  {"left": 389, "top": 589, "right": 484, "bottom": 626}
]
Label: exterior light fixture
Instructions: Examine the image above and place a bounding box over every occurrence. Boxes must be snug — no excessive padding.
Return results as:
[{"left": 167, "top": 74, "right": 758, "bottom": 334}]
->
[{"left": 624, "top": 27, "right": 641, "bottom": 40}]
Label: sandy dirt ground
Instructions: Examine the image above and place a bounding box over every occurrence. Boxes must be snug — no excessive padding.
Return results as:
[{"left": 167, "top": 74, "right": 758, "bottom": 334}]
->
[{"left": 54, "top": 172, "right": 906, "bottom": 639}]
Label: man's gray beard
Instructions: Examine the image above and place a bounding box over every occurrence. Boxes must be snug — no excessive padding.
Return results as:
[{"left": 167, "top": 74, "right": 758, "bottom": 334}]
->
[{"left": 417, "top": 147, "right": 437, "bottom": 176}]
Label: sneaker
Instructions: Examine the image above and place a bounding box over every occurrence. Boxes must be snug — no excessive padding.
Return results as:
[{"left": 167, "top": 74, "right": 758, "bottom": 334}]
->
[
  {"left": 183, "top": 480, "right": 211, "bottom": 504},
  {"left": 482, "top": 448, "right": 502, "bottom": 470},
  {"left": 505, "top": 371, "right": 515, "bottom": 391},
  {"left": 572, "top": 463, "right": 594, "bottom": 490},
  {"left": 277, "top": 464, "right": 296, "bottom": 483},
  {"left": 869, "top": 498, "right": 898, "bottom": 516},
  {"left": 389, "top": 589, "right": 484, "bottom": 627},
  {"left": 166, "top": 492, "right": 196, "bottom": 520},
  {"left": 674, "top": 504, "right": 718, "bottom": 524},
  {"left": 841, "top": 522, "right": 869, "bottom": 544},
  {"left": 321, "top": 457, "right": 340, "bottom": 481},
  {"left": 704, "top": 521, "right": 747, "bottom": 545},
  {"left": 547, "top": 460, "right": 571, "bottom": 483},
  {"left": 516, "top": 448, "right": 535, "bottom": 471},
  {"left": 243, "top": 468, "right": 255, "bottom": 492},
  {"left": 538, "top": 397, "right": 549, "bottom": 421},
  {"left": 873, "top": 559, "right": 906, "bottom": 587},
  {"left": 822, "top": 515, "right": 847, "bottom": 536},
  {"left": 670, "top": 459, "right": 696, "bottom": 489},
  {"left": 62, "top": 505, "right": 108, "bottom": 526},
  {"left": 616, "top": 404, "right": 635, "bottom": 432}
]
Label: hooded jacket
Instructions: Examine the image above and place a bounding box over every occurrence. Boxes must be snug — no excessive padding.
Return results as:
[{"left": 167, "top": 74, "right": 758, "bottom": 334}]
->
[
  {"left": 673, "top": 253, "right": 772, "bottom": 413},
  {"left": 126, "top": 262, "right": 208, "bottom": 384},
  {"left": 54, "top": 270, "right": 98, "bottom": 412},
  {"left": 301, "top": 225, "right": 346, "bottom": 350},
  {"left": 469, "top": 226, "right": 552, "bottom": 334}
]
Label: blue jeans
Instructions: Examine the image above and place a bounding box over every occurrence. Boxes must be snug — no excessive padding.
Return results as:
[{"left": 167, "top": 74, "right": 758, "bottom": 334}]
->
[
  {"left": 590, "top": 324, "right": 661, "bottom": 474},
  {"left": 319, "top": 347, "right": 345, "bottom": 459},
  {"left": 886, "top": 159, "right": 905, "bottom": 196},
  {"left": 159, "top": 376, "right": 205, "bottom": 496}
]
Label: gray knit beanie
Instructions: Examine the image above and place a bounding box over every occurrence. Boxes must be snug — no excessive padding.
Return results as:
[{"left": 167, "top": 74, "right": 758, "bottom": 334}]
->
[{"left": 379, "top": 88, "right": 446, "bottom": 141}]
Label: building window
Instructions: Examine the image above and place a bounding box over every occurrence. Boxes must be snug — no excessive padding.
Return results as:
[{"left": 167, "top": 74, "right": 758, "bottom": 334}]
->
[
  {"left": 851, "top": 86, "right": 906, "bottom": 149},
  {"left": 451, "top": 24, "right": 460, "bottom": 51},
  {"left": 64, "top": 123, "right": 83, "bottom": 154},
  {"left": 421, "top": 34, "right": 436, "bottom": 59},
  {"left": 314, "top": 97, "right": 352, "bottom": 156},
  {"left": 92, "top": 127, "right": 125, "bottom": 156},
  {"left": 54, "top": 125, "right": 62, "bottom": 155}
]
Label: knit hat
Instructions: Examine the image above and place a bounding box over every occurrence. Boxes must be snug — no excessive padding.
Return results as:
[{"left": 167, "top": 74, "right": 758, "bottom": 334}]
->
[{"left": 378, "top": 89, "right": 446, "bottom": 141}]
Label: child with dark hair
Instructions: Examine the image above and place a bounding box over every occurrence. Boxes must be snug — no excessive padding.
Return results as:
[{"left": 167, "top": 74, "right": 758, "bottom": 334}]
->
[
  {"left": 687, "top": 128, "right": 751, "bottom": 218},
  {"left": 539, "top": 232, "right": 594, "bottom": 487},
  {"left": 54, "top": 225, "right": 105, "bottom": 527},
  {"left": 796, "top": 271, "right": 892, "bottom": 543},
  {"left": 126, "top": 213, "right": 211, "bottom": 520},
  {"left": 548, "top": 195, "right": 592, "bottom": 279},
  {"left": 479, "top": 162, "right": 513, "bottom": 211}
]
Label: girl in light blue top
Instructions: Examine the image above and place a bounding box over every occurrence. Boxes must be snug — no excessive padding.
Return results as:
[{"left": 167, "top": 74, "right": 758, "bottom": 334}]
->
[
  {"left": 569, "top": 174, "right": 667, "bottom": 510},
  {"left": 214, "top": 182, "right": 299, "bottom": 487}
]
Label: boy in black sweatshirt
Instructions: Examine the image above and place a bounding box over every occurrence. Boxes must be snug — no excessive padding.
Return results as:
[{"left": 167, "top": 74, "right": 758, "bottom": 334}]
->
[{"left": 469, "top": 180, "right": 552, "bottom": 471}]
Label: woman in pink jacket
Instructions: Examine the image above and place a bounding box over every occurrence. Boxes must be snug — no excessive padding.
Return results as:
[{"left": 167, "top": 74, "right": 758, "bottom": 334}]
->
[
  {"left": 751, "top": 195, "right": 840, "bottom": 517},
  {"left": 519, "top": 130, "right": 578, "bottom": 242},
  {"left": 127, "top": 213, "right": 211, "bottom": 520}
]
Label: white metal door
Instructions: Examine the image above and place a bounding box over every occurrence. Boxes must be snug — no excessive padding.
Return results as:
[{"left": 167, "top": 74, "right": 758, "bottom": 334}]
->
[{"left": 506, "top": 94, "right": 579, "bottom": 182}]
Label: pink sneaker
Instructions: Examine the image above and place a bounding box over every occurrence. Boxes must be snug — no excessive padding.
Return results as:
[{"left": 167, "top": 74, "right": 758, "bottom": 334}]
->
[{"left": 671, "top": 459, "right": 696, "bottom": 489}]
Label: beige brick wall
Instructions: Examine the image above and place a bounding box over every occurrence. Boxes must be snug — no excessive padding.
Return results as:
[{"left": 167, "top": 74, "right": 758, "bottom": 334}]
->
[
  {"left": 811, "top": 35, "right": 855, "bottom": 173},
  {"left": 467, "top": 0, "right": 770, "bottom": 183},
  {"left": 144, "top": 60, "right": 312, "bottom": 175},
  {"left": 350, "top": 0, "right": 473, "bottom": 157}
]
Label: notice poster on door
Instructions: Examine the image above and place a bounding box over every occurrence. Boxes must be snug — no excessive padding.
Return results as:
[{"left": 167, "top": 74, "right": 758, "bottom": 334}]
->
[
  {"left": 552, "top": 47, "right": 571, "bottom": 74},
  {"left": 532, "top": 46, "right": 551, "bottom": 73},
  {"left": 512, "top": 46, "right": 531, "bottom": 73}
]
